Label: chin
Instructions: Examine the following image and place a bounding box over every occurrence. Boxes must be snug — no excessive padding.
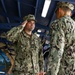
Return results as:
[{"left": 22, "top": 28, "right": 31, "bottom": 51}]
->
[
  {"left": 31, "top": 28, "right": 35, "bottom": 30},
  {"left": 29, "top": 29, "right": 34, "bottom": 31}
]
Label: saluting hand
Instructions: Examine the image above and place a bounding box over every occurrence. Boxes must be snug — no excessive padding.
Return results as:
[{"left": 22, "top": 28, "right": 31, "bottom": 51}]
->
[{"left": 21, "top": 20, "right": 27, "bottom": 27}]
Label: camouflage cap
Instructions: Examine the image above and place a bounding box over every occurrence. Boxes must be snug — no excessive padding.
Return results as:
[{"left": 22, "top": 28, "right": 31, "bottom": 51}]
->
[
  {"left": 23, "top": 14, "right": 37, "bottom": 22},
  {"left": 56, "top": 2, "right": 74, "bottom": 11}
]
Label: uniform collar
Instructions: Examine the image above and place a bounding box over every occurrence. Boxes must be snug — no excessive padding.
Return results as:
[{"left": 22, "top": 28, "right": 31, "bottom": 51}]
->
[{"left": 22, "top": 31, "right": 35, "bottom": 39}]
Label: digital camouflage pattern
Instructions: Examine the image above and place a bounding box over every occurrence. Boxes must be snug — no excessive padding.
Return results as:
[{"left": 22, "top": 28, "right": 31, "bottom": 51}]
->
[
  {"left": 23, "top": 14, "right": 37, "bottom": 22},
  {"left": 47, "top": 15, "right": 75, "bottom": 75},
  {"left": 6, "top": 25, "right": 44, "bottom": 75},
  {"left": 56, "top": 2, "right": 74, "bottom": 11}
]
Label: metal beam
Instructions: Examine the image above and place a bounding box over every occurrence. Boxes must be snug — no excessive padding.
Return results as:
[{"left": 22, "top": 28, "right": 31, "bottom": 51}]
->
[
  {"left": 42, "top": 1, "right": 56, "bottom": 36},
  {"left": 19, "top": 0, "right": 35, "bottom": 8},
  {"left": 35, "top": 0, "right": 49, "bottom": 39},
  {"left": 17, "top": 0, "right": 21, "bottom": 18},
  {"left": 47, "top": 1, "right": 57, "bottom": 27},
  {"left": 0, "top": 23, "right": 20, "bottom": 30},
  {"left": 0, "top": 23, "right": 49, "bottom": 30},
  {"left": 1, "top": 0, "right": 10, "bottom": 23},
  {"left": 0, "top": 12, "right": 50, "bottom": 30},
  {"left": 0, "top": 12, "right": 23, "bottom": 22},
  {"left": 41, "top": 1, "right": 56, "bottom": 40},
  {"left": 35, "top": 0, "right": 39, "bottom": 17},
  {"left": 54, "top": 0, "right": 75, "bottom": 3}
]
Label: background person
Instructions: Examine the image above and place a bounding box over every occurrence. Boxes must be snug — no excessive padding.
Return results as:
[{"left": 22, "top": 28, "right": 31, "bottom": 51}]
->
[{"left": 47, "top": 2, "right": 75, "bottom": 75}]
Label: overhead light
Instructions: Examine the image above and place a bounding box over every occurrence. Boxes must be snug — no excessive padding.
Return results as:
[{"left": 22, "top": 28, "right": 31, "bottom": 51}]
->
[
  {"left": 34, "top": 32, "right": 40, "bottom": 37},
  {"left": 36, "top": 34, "right": 40, "bottom": 37},
  {"left": 37, "top": 29, "right": 41, "bottom": 32},
  {"left": 41, "top": 0, "right": 51, "bottom": 17},
  {"left": 0, "top": 71, "right": 5, "bottom": 74},
  {"left": 36, "top": 29, "right": 41, "bottom": 37}
]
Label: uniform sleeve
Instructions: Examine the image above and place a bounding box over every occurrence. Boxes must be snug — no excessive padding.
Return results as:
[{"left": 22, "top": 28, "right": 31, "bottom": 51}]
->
[
  {"left": 6, "top": 25, "right": 24, "bottom": 43},
  {"left": 47, "top": 22, "right": 65, "bottom": 75},
  {"left": 38, "top": 38, "right": 44, "bottom": 72}
]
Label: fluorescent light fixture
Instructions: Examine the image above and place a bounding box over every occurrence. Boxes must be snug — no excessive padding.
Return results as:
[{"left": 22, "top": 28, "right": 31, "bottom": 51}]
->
[
  {"left": 0, "top": 71, "right": 5, "bottom": 74},
  {"left": 37, "top": 29, "right": 41, "bottom": 32},
  {"left": 41, "top": 0, "right": 51, "bottom": 17},
  {"left": 36, "top": 34, "right": 40, "bottom": 37},
  {"left": 34, "top": 32, "right": 40, "bottom": 37}
]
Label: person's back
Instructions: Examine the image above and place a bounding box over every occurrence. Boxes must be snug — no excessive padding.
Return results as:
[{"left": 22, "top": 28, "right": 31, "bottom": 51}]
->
[
  {"left": 47, "top": 2, "right": 75, "bottom": 75},
  {"left": 54, "top": 15, "right": 75, "bottom": 75}
]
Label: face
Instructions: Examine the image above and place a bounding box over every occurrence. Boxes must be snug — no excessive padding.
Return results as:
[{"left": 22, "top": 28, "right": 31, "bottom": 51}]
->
[{"left": 25, "top": 20, "right": 35, "bottom": 31}]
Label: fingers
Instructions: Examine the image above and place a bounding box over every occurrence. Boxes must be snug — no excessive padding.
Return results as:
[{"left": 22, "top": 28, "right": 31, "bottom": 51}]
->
[{"left": 21, "top": 20, "right": 27, "bottom": 27}]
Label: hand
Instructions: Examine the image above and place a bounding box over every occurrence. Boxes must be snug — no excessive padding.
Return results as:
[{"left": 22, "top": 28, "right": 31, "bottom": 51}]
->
[
  {"left": 21, "top": 20, "right": 27, "bottom": 27},
  {"left": 38, "top": 71, "right": 46, "bottom": 75},
  {"left": 7, "top": 69, "right": 12, "bottom": 74}
]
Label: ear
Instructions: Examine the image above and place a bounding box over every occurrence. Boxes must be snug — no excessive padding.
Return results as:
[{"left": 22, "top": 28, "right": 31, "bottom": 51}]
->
[
  {"left": 70, "top": 12, "right": 72, "bottom": 16},
  {"left": 59, "top": 8, "right": 63, "bottom": 12}
]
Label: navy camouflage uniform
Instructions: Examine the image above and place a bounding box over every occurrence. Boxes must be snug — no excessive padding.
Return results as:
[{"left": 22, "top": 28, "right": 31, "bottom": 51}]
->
[
  {"left": 6, "top": 15, "right": 44, "bottom": 75},
  {"left": 47, "top": 2, "right": 75, "bottom": 75}
]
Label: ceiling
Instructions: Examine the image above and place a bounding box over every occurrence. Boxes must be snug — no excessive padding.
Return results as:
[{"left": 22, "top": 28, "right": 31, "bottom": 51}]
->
[{"left": 0, "top": 0, "right": 75, "bottom": 43}]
